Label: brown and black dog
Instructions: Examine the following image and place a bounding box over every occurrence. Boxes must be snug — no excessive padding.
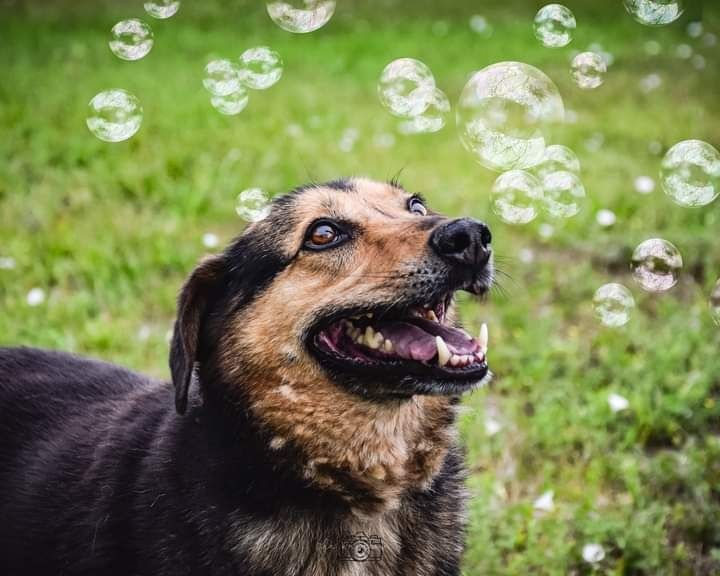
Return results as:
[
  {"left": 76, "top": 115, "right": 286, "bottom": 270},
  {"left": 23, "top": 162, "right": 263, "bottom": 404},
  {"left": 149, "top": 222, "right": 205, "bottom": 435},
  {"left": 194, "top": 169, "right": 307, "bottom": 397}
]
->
[{"left": 0, "top": 178, "right": 493, "bottom": 576}]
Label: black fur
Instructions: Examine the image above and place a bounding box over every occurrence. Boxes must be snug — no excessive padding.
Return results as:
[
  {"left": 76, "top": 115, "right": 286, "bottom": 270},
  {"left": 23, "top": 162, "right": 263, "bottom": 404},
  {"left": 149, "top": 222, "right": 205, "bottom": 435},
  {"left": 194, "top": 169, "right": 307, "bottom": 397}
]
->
[{"left": 0, "top": 183, "right": 468, "bottom": 575}]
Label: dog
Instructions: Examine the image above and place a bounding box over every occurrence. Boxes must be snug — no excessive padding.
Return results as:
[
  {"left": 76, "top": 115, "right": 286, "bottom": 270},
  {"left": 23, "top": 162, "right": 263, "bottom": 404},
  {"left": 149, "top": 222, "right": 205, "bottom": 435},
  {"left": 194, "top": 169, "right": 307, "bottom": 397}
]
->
[{"left": 0, "top": 177, "right": 493, "bottom": 576}]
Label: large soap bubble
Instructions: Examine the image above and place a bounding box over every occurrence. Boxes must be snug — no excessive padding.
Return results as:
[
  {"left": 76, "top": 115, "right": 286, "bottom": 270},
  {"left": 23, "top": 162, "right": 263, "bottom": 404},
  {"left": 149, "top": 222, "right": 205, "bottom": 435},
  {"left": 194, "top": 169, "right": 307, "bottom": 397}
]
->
[
  {"left": 87, "top": 89, "right": 143, "bottom": 142},
  {"left": 210, "top": 89, "right": 249, "bottom": 116},
  {"left": 571, "top": 52, "right": 606, "bottom": 89},
  {"left": 236, "top": 188, "right": 271, "bottom": 222},
  {"left": 266, "top": 1, "right": 336, "bottom": 33},
  {"left": 144, "top": 0, "right": 180, "bottom": 19},
  {"left": 203, "top": 59, "right": 242, "bottom": 96},
  {"left": 623, "top": 0, "right": 683, "bottom": 26},
  {"left": 631, "top": 238, "right": 683, "bottom": 292},
  {"left": 593, "top": 283, "right": 635, "bottom": 327},
  {"left": 660, "top": 140, "right": 720, "bottom": 207},
  {"left": 532, "top": 144, "right": 580, "bottom": 179},
  {"left": 109, "top": 19, "right": 153, "bottom": 61},
  {"left": 491, "top": 170, "right": 543, "bottom": 224},
  {"left": 540, "top": 170, "right": 585, "bottom": 218},
  {"left": 457, "top": 62, "right": 564, "bottom": 172},
  {"left": 397, "top": 88, "right": 450, "bottom": 134},
  {"left": 534, "top": 4, "right": 576, "bottom": 48},
  {"left": 238, "top": 47, "right": 283, "bottom": 90},
  {"left": 378, "top": 58, "right": 436, "bottom": 119}
]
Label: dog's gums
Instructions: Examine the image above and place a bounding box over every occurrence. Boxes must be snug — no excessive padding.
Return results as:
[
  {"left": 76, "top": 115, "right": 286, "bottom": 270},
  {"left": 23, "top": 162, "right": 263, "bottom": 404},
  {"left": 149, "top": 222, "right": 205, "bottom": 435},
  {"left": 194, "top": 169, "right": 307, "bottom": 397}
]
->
[{"left": 313, "top": 293, "right": 489, "bottom": 379}]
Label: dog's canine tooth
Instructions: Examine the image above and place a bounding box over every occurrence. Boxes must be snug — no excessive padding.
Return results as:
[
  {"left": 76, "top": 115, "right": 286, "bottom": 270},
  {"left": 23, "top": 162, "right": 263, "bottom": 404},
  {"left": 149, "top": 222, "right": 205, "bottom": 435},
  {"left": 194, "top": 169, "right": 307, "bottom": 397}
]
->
[
  {"left": 479, "top": 323, "right": 488, "bottom": 354},
  {"left": 435, "top": 336, "right": 451, "bottom": 367}
]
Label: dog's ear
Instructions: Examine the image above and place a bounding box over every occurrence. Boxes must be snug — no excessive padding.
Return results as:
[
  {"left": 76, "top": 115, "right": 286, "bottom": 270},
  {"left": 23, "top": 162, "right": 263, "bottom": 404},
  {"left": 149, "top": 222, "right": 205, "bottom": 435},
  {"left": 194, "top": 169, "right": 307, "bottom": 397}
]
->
[{"left": 170, "top": 255, "right": 226, "bottom": 414}]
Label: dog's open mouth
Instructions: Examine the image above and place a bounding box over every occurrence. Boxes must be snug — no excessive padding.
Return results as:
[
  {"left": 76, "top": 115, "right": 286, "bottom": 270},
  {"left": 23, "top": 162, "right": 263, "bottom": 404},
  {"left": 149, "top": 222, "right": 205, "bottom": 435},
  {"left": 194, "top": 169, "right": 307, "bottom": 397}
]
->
[{"left": 310, "top": 293, "right": 489, "bottom": 390}]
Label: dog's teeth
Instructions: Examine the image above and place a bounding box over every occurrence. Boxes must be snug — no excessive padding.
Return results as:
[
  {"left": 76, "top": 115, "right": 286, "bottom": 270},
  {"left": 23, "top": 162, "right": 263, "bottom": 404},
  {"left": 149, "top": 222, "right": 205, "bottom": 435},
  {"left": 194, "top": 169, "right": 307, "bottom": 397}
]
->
[
  {"left": 427, "top": 310, "right": 439, "bottom": 322},
  {"left": 364, "top": 326, "right": 381, "bottom": 349},
  {"left": 435, "top": 336, "right": 451, "bottom": 367},
  {"left": 478, "top": 323, "right": 488, "bottom": 354},
  {"left": 450, "top": 354, "right": 461, "bottom": 367},
  {"left": 383, "top": 339, "right": 394, "bottom": 353},
  {"left": 366, "top": 313, "right": 373, "bottom": 319},
  {"left": 373, "top": 331, "right": 385, "bottom": 349}
]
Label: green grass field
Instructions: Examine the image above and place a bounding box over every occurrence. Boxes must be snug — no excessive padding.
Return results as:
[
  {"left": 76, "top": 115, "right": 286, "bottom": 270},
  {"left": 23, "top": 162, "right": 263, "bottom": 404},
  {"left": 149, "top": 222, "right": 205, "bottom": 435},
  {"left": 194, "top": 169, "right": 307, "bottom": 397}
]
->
[{"left": 2, "top": 1, "right": 720, "bottom": 573}]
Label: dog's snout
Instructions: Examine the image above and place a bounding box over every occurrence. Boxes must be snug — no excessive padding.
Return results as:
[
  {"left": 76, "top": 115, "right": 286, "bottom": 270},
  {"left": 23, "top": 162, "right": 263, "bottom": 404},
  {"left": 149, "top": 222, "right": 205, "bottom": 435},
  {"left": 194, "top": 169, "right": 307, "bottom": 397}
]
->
[{"left": 429, "top": 218, "right": 492, "bottom": 268}]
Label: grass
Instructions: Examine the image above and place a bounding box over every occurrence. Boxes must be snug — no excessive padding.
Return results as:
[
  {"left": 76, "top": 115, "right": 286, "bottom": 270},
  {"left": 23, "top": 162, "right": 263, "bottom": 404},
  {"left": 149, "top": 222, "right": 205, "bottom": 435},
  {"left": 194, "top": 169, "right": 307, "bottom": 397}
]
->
[{"left": 2, "top": 0, "right": 720, "bottom": 573}]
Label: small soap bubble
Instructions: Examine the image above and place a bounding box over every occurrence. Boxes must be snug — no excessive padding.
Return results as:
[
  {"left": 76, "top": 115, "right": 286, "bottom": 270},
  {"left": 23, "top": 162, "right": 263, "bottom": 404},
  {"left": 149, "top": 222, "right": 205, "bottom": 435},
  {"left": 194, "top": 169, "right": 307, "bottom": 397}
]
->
[
  {"left": 378, "top": 58, "right": 436, "bottom": 119},
  {"left": 236, "top": 188, "right": 271, "bottom": 222},
  {"left": 469, "top": 15, "right": 493, "bottom": 37},
  {"left": 266, "top": 1, "right": 336, "bottom": 34},
  {"left": 643, "top": 40, "right": 661, "bottom": 55},
  {"left": 532, "top": 144, "right": 580, "bottom": 179},
  {"left": 540, "top": 171, "right": 585, "bottom": 218},
  {"left": 582, "top": 543, "right": 606, "bottom": 564},
  {"left": 203, "top": 59, "right": 241, "bottom": 96},
  {"left": 710, "top": 279, "right": 720, "bottom": 326},
  {"left": 588, "top": 42, "right": 614, "bottom": 67},
  {"left": 109, "top": 19, "right": 153, "bottom": 61},
  {"left": 584, "top": 132, "right": 605, "bottom": 152},
  {"left": 675, "top": 43, "right": 693, "bottom": 59},
  {"left": 703, "top": 32, "right": 717, "bottom": 47},
  {"left": 571, "top": 52, "right": 606, "bottom": 89},
  {"left": 238, "top": 47, "right": 283, "bottom": 90},
  {"left": 26, "top": 287, "right": 46, "bottom": 307},
  {"left": 686, "top": 21, "right": 703, "bottom": 38},
  {"left": 691, "top": 54, "right": 706, "bottom": 70},
  {"left": 432, "top": 20, "right": 450, "bottom": 37},
  {"left": 661, "top": 140, "right": 720, "bottom": 207},
  {"left": 648, "top": 141, "right": 663, "bottom": 156},
  {"left": 534, "top": 4, "right": 576, "bottom": 48},
  {"left": 593, "top": 283, "right": 635, "bottom": 327},
  {"left": 397, "top": 88, "right": 450, "bottom": 134},
  {"left": 144, "top": 0, "right": 180, "bottom": 19},
  {"left": 639, "top": 72, "right": 662, "bottom": 93},
  {"left": 338, "top": 127, "right": 359, "bottom": 153},
  {"left": 623, "top": 0, "right": 683, "bottom": 26},
  {"left": 631, "top": 238, "right": 683, "bottom": 292},
  {"left": 538, "top": 223, "right": 555, "bottom": 239},
  {"left": 596, "top": 208, "right": 616, "bottom": 227},
  {"left": 491, "top": 170, "right": 543, "bottom": 225},
  {"left": 372, "top": 132, "right": 396, "bottom": 149},
  {"left": 87, "top": 89, "right": 143, "bottom": 143},
  {"left": 210, "top": 88, "right": 249, "bottom": 116},
  {"left": 457, "top": 62, "right": 565, "bottom": 172}
]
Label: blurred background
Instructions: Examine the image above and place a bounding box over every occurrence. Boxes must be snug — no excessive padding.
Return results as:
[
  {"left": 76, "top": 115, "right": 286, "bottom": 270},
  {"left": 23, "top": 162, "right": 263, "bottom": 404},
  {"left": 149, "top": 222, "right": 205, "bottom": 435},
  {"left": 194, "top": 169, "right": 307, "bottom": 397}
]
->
[{"left": 2, "top": 0, "right": 719, "bottom": 573}]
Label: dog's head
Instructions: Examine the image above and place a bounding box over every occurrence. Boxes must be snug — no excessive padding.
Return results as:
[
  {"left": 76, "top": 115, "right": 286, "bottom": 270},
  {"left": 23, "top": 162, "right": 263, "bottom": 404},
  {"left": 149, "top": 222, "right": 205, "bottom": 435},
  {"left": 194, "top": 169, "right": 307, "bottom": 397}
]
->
[{"left": 170, "top": 178, "right": 493, "bottom": 414}]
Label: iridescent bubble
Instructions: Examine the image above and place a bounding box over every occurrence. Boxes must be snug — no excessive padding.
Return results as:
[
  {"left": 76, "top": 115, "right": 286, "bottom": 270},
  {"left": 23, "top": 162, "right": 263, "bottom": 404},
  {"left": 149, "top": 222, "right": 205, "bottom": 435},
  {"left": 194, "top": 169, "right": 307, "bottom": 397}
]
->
[
  {"left": 397, "top": 88, "right": 450, "bottom": 134},
  {"left": 238, "top": 47, "right": 283, "bottom": 90},
  {"left": 210, "top": 87, "right": 249, "bottom": 116},
  {"left": 144, "top": 0, "right": 180, "bottom": 19},
  {"left": 571, "top": 52, "right": 606, "bottom": 89},
  {"left": 710, "top": 279, "right": 720, "bottom": 326},
  {"left": 660, "top": 140, "right": 720, "bottom": 207},
  {"left": 623, "top": 0, "right": 683, "bottom": 26},
  {"left": 457, "top": 62, "right": 564, "bottom": 172},
  {"left": 109, "top": 19, "right": 153, "bottom": 61},
  {"left": 532, "top": 144, "right": 580, "bottom": 179},
  {"left": 266, "top": 1, "right": 336, "bottom": 34},
  {"left": 540, "top": 171, "right": 585, "bottom": 218},
  {"left": 87, "top": 89, "right": 143, "bottom": 142},
  {"left": 593, "top": 283, "right": 635, "bottom": 327},
  {"left": 378, "top": 58, "right": 436, "bottom": 119},
  {"left": 491, "top": 170, "right": 543, "bottom": 225},
  {"left": 236, "top": 188, "right": 271, "bottom": 222},
  {"left": 631, "top": 238, "right": 683, "bottom": 292},
  {"left": 203, "top": 59, "right": 241, "bottom": 96},
  {"left": 533, "top": 4, "right": 576, "bottom": 48}
]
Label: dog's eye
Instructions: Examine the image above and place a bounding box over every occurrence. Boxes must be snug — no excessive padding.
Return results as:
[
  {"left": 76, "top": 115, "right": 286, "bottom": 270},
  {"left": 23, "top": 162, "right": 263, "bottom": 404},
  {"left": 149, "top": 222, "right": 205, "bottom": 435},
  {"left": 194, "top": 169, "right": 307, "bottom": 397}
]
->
[
  {"left": 304, "top": 221, "right": 346, "bottom": 250},
  {"left": 408, "top": 197, "right": 427, "bottom": 216}
]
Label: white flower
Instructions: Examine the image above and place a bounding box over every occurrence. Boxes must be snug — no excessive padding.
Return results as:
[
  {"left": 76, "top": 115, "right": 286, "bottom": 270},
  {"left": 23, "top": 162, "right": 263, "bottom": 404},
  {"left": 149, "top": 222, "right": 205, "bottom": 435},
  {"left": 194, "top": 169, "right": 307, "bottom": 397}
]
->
[
  {"left": 634, "top": 175, "right": 655, "bottom": 194},
  {"left": 608, "top": 393, "right": 630, "bottom": 413},
  {"left": 533, "top": 490, "right": 555, "bottom": 512},
  {"left": 202, "top": 233, "right": 220, "bottom": 248},
  {"left": 582, "top": 543, "right": 605, "bottom": 564},
  {"left": 26, "top": 287, "right": 46, "bottom": 307}
]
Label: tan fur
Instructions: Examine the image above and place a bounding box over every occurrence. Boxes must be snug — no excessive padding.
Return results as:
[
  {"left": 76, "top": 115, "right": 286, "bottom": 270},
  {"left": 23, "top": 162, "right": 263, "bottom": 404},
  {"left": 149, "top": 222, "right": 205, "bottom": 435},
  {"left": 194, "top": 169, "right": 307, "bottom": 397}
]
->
[{"left": 218, "top": 179, "right": 456, "bottom": 512}]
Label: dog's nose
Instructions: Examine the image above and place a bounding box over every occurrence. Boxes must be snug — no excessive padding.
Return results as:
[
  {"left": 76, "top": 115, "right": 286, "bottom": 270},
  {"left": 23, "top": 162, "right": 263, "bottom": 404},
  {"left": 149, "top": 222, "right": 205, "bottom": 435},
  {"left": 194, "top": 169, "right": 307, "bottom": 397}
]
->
[{"left": 429, "top": 218, "right": 492, "bottom": 268}]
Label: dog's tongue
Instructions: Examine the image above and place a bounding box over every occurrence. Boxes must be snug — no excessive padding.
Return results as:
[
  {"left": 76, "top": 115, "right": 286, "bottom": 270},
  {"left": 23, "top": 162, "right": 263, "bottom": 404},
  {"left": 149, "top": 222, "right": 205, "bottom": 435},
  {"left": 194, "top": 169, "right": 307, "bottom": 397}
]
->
[{"left": 377, "top": 318, "right": 479, "bottom": 362}]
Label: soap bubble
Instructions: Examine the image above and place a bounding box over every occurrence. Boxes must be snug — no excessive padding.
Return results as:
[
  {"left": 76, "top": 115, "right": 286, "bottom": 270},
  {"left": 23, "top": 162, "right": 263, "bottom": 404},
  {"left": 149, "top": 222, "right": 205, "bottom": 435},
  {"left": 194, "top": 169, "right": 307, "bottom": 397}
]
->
[
  {"left": 631, "top": 238, "right": 683, "bottom": 292},
  {"left": 236, "top": 188, "right": 271, "bottom": 222},
  {"left": 378, "top": 58, "right": 436, "bottom": 119},
  {"left": 639, "top": 73, "right": 662, "bottom": 93},
  {"left": 238, "top": 47, "right": 283, "bottom": 90},
  {"left": 203, "top": 59, "right": 242, "bottom": 96},
  {"left": 397, "top": 88, "right": 450, "bottom": 134},
  {"left": 686, "top": 21, "right": 703, "bottom": 38},
  {"left": 210, "top": 88, "right": 249, "bottom": 116},
  {"left": 675, "top": 43, "right": 693, "bottom": 59},
  {"left": 109, "top": 19, "right": 153, "bottom": 61},
  {"left": 660, "top": 140, "right": 720, "bottom": 207},
  {"left": 691, "top": 54, "right": 706, "bottom": 70},
  {"left": 144, "top": 0, "right": 180, "bottom": 19},
  {"left": 469, "top": 15, "right": 493, "bottom": 37},
  {"left": 710, "top": 279, "right": 720, "bottom": 326},
  {"left": 571, "top": 52, "right": 606, "bottom": 89},
  {"left": 644, "top": 40, "right": 662, "bottom": 55},
  {"left": 491, "top": 170, "right": 543, "bottom": 225},
  {"left": 593, "top": 283, "right": 635, "bottom": 327},
  {"left": 87, "top": 89, "right": 143, "bottom": 142},
  {"left": 534, "top": 4, "right": 576, "bottom": 48},
  {"left": 338, "top": 127, "right": 359, "bottom": 152},
  {"left": 457, "top": 62, "right": 564, "bottom": 172},
  {"left": 623, "top": 0, "right": 683, "bottom": 26},
  {"left": 540, "top": 171, "right": 585, "bottom": 218},
  {"left": 266, "top": 1, "right": 336, "bottom": 34},
  {"left": 532, "top": 144, "right": 580, "bottom": 179}
]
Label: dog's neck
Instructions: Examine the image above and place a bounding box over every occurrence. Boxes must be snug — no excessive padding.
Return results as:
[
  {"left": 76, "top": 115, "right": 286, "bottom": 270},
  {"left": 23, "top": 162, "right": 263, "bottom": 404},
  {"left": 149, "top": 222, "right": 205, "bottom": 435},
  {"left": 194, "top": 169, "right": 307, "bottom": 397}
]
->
[{"left": 204, "top": 359, "right": 457, "bottom": 515}]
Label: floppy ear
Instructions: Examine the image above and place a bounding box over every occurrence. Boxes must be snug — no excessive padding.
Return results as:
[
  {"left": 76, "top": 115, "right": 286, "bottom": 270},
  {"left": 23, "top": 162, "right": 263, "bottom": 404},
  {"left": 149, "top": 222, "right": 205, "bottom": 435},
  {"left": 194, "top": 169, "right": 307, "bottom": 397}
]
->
[{"left": 170, "top": 255, "right": 226, "bottom": 414}]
